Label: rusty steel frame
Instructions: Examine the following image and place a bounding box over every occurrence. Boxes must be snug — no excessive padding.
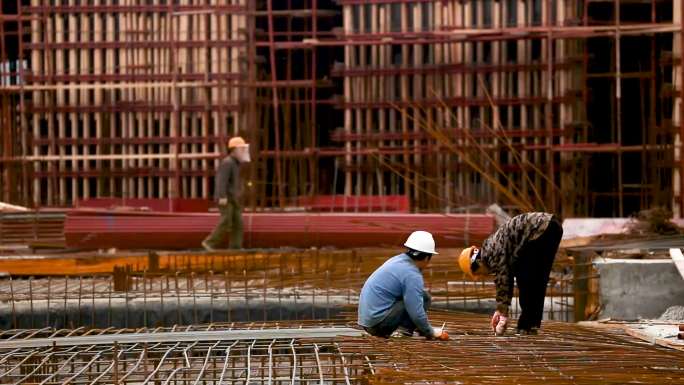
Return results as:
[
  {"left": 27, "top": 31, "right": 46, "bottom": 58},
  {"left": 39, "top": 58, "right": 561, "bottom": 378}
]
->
[
  {"left": 0, "top": 0, "right": 681, "bottom": 218},
  {"left": 0, "top": 311, "right": 683, "bottom": 384},
  {"left": 0, "top": 249, "right": 577, "bottom": 329}
]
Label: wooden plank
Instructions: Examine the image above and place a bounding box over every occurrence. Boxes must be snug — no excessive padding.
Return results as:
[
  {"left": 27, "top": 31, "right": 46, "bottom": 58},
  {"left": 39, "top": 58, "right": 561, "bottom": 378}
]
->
[
  {"left": 94, "top": 0, "right": 103, "bottom": 198},
  {"left": 136, "top": 8, "right": 145, "bottom": 199},
  {"left": 463, "top": 0, "right": 472, "bottom": 208},
  {"left": 622, "top": 324, "right": 684, "bottom": 353},
  {"left": 669, "top": 248, "right": 684, "bottom": 280},
  {"left": 80, "top": 2, "right": 90, "bottom": 200},
  {"left": 106, "top": 0, "right": 116, "bottom": 197},
  {"left": 412, "top": 2, "right": 421, "bottom": 207},
  {"left": 30, "top": 0, "right": 42, "bottom": 206},
  {"left": 518, "top": 0, "right": 528, "bottom": 202},
  {"left": 120, "top": 0, "right": 129, "bottom": 200},
  {"left": 343, "top": 5, "right": 352, "bottom": 197},
  {"left": 68, "top": 0, "right": 78, "bottom": 205},
  {"left": 55, "top": 0, "right": 66, "bottom": 205},
  {"left": 674, "top": 0, "right": 682, "bottom": 217}
]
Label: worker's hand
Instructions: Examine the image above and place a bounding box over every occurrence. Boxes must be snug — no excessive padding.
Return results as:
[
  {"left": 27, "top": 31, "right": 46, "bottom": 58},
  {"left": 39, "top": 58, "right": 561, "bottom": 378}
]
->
[
  {"left": 490, "top": 311, "right": 508, "bottom": 336},
  {"left": 432, "top": 327, "right": 450, "bottom": 341},
  {"left": 218, "top": 198, "right": 228, "bottom": 206}
]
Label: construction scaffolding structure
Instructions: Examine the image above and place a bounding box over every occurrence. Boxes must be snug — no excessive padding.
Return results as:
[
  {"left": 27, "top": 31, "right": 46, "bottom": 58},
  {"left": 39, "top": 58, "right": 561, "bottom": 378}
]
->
[{"left": 0, "top": 0, "right": 683, "bottom": 218}]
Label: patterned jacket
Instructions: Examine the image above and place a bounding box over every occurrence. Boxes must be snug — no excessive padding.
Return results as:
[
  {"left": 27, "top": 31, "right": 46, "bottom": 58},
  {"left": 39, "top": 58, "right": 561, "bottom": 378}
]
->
[{"left": 480, "top": 212, "right": 554, "bottom": 315}]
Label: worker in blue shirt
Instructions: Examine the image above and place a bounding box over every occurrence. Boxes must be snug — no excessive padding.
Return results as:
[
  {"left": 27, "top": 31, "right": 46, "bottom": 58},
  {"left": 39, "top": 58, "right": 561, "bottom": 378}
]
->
[{"left": 358, "top": 231, "right": 449, "bottom": 340}]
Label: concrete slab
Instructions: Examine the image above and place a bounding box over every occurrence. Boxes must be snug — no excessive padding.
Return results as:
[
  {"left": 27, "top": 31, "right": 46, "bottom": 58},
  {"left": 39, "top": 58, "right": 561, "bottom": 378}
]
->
[{"left": 594, "top": 258, "right": 684, "bottom": 320}]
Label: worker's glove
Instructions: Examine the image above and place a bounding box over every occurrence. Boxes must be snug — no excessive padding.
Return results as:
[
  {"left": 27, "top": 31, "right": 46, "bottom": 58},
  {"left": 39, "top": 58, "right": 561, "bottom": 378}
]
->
[
  {"left": 490, "top": 311, "right": 509, "bottom": 336},
  {"left": 218, "top": 198, "right": 228, "bottom": 206},
  {"left": 432, "top": 327, "right": 450, "bottom": 341}
]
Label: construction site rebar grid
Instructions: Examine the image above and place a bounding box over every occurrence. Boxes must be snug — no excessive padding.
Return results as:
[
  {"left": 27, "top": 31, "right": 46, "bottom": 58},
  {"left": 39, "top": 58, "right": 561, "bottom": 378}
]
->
[
  {"left": 347, "top": 311, "right": 684, "bottom": 384},
  {"left": 0, "top": 337, "right": 368, "bottom": 384},
  {"left": 0, "top": 312, "right": 683, "bottom": 384},
  {"left": 0, "top": 250, "right": 579, "bottom": 329}
]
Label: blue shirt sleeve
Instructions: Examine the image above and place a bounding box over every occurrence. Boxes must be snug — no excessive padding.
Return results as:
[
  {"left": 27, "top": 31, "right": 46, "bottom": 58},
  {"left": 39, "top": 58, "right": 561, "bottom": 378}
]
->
[{"left": 402, "top": 272, "right": 434, "bottom": 337}]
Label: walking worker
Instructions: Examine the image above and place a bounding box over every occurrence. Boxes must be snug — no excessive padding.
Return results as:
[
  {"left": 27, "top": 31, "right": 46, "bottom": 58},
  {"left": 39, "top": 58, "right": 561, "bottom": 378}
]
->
[
  {"left": 358, "top": 231, "right": 449, "bottom": 340},
  {"left": 202, "top": 136, "right": 251, "bottom": 251},
  {"left": 459, "top": 212, "right": 563, "bottom": 336}
]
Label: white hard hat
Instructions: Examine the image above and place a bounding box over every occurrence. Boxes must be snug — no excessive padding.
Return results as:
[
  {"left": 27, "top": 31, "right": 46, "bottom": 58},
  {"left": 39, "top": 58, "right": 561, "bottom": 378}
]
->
[{"left": 404, "top": 230, "right": 438, "bottom": 255}]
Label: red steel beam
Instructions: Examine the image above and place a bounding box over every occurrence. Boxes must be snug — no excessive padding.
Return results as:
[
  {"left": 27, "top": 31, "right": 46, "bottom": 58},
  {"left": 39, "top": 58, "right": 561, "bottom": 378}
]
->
[
  {"left": 23, "top": 5, "right": 245, "bottom": 14},
  {"left": 330, "top": 62, "right": 577, "bottom": 77},
  {"left": 330, "top": 129, "right": 567, "bottom": 141},
  {"left": 333, "top": 96, "right": 574, "bottom": 109},
  {"left": 23, "top": 73, "right": 241, "bottom": 83},
  {"left": 335, "top": 0, "right": 437, "bottom": 4},
  {"left": 63, "top": 210, "right": 496, "bottom": 250},
  {"left": 680, "top": 0, "right": 684, "bottom": 217},
  {"left": 33, "top": 169, "right": 219, "bottom": 178},
  {"left": 25, "top": 41, "right": 245, "bottom": 50},
  {"left": 252, "top": 23, "right": 677, "bottom": 49},
  {"left": 31, "top": 136, "right": 229, "bottom": 146},
  {"left": 23, "top": 104, "right": 239, "bottom": 114}
]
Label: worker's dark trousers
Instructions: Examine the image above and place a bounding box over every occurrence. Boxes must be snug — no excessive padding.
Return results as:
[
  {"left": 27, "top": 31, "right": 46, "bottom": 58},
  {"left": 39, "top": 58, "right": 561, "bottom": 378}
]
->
[
  {"left": 364, "top": 291, "right": 431, "bottom": 338},
  {"left": 203, "top": 201, "right": 243, "bottom": 249},
  {"left": 514, "top": 217, "right": 563, "bottom": 331}
]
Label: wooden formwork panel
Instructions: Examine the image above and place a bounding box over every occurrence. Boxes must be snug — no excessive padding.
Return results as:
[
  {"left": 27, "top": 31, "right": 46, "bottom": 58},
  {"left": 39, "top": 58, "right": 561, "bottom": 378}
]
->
[
  {"left": 337, "top": 0, "right": 582, "bottom": 212},
  {"left": 23, "top": 0, "right": 247, "bottom": 206},
  {"left": 674, "top": 0, "right": 683, "bottom": 218}
]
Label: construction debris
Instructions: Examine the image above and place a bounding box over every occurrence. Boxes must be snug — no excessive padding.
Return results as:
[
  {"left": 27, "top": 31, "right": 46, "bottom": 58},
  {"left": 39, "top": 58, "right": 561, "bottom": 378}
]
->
[
  {"left": 660, "top": 306, "right": 684, "bottom": 322},
  {"left": 628, "top": 207, "right": 683, "bottom": 236}
]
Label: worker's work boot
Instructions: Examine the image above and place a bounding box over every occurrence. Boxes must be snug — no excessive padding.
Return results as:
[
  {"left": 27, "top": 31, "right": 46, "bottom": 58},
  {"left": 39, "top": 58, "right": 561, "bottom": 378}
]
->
[
  {"left": 516, "top": 327, "right": 538, "bottom": 336},
  {"left": 391, "top": 327, "right": 414, "bottom": 338}
]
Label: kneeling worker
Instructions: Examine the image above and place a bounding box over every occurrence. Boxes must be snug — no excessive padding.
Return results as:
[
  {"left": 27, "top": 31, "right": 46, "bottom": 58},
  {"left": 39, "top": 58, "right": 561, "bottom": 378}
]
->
[
  {"left": 459, "top": 212, "right": 563, "bottom": 336},
  {"left": 358, "top": 231, "right": 449, "bottom": 340}
]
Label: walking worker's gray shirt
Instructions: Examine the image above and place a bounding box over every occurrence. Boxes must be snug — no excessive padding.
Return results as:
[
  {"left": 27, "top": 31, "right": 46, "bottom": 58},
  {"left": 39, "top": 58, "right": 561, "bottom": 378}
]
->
[{"left": 214, "top": 156, "right": 241, "bottom": 202}]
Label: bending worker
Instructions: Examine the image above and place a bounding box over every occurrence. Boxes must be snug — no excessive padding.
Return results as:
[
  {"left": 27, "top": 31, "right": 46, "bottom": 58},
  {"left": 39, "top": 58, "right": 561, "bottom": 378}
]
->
[
  {"left": 202, "top": 136, "right": 251, "bottom": 251},
  {"left": 459, "top": 212, "right": 563, "bottom": 336},
  {"left": 358, "top": 231, "right": 449, "bottom": 340}
]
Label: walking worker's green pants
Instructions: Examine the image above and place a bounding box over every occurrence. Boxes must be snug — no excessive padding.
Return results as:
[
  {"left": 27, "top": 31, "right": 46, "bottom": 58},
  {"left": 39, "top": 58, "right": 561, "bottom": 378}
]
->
[{"left": 204, "top": 202, "right": 243, "bottom": 249}]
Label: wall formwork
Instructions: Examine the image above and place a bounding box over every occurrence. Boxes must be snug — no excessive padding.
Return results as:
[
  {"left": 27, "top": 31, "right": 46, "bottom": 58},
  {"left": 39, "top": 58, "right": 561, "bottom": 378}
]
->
[{"left": 0, "top": 0, "right": 682, "bottom": 218}]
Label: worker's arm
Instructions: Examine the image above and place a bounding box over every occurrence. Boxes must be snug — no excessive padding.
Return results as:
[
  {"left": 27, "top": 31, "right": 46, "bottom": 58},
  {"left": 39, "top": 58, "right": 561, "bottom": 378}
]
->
[
  {"left": 482, "top": 239, "right": 514, "bottom": 315},
  {"left": 484, "top": 219, "right": 520, "bottom": 316},
  {"left": 216, "top": 158, "right": 238, "bottom": 205},
  {"left": 226, "top": 158, "right": 239, "bottom": 203},
  {"left": 402, "top": 273, "right": 434, "bottom": 337},
  {"left": 215, "top": 159, "right": 230, "bottom": 203},
  {"left": 494, "top": 264, "right": 514, "bottom": 315}
]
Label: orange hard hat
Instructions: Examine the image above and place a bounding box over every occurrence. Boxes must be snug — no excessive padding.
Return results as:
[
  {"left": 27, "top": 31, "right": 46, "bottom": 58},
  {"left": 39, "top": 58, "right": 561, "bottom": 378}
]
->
[
  {"left": 458, "top": 246, "right": 479, "bottom": 279},
  {"left": 228, "top": 136, "right": 248, "bottom": 149}
]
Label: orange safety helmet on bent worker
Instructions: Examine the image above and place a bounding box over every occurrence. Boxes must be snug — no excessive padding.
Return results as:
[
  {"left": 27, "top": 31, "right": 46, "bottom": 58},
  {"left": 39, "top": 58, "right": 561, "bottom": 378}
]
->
[{"left": 458, "top": 246, "right": 488, "bottom": 279}]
